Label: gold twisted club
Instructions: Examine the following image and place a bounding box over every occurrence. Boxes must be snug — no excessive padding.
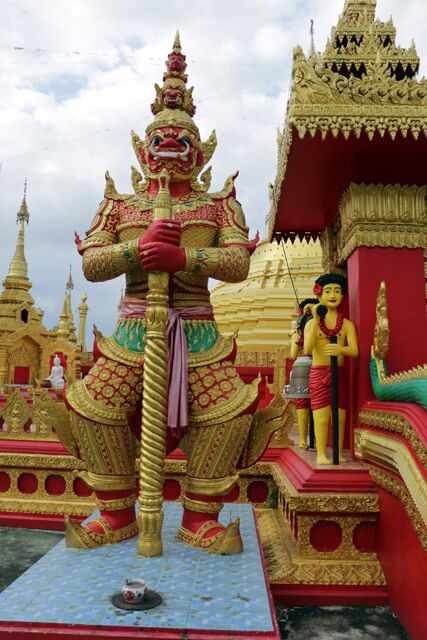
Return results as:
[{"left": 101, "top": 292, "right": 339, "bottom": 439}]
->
[{"left": 137, "top": 170, "right": 172, "bottom": 557}]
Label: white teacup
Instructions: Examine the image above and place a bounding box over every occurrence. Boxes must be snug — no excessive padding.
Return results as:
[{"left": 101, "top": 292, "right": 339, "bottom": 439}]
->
[{"left": 120, "top": 578, "right": 147, "bottom": 604}]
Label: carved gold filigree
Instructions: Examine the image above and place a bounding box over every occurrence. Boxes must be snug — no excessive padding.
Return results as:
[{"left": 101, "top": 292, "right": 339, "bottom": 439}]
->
[
  {"left": 358, "top": 410, "right": 427, "bottom": 470},
  {"left": 256, "top": 508, "right": 386, "bottom": 585},
  {"left": 296, "top": 513, "right": 378, "bottom": 560},
  {"left": 354, "top": 428, "right": 427, "bottom": 528},
  {"left": 270, "top": 462, "right": 379, "bottom": 513},
  {"left": 0, "top": 389, "right": 71, "bottom": 441},
  {"left": 372, "top": 281, "right": 389, "bottom": 360},
  {"left": 337, "top": 183, "right": 426, "bottom": 262}
]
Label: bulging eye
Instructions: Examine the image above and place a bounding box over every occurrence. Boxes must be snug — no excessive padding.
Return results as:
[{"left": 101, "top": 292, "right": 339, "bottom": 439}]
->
[
  {"left": 152, "top": 135, "right": 162, "bottom": 146},
  {"left": 180, "top": 136, "right": 192, "bottom": 146}
]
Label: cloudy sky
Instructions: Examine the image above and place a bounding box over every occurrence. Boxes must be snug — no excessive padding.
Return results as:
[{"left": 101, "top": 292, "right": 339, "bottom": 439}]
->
[{"left": 0, "top": 0, "right": 425, "bottom": 337}]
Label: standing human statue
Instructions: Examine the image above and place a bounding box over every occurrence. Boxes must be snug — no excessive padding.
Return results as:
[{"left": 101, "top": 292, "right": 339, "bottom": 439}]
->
[
  {"left": 60, "top": 33, "right": 287, "bottom": 553},
  {"left": 303, "top": 274, "right": 358, "bottom": 464},
  {"left": 289, "top": 298, "right": 318, "bottom": 448}
]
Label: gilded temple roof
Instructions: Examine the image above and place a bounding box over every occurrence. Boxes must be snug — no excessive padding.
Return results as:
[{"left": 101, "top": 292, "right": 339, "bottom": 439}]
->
[
  {"left": 211, "top": 238, "right": 323, "bottom": 353},
  {"left": 267, "top": 0, "right": 427, "bottom": 239}
]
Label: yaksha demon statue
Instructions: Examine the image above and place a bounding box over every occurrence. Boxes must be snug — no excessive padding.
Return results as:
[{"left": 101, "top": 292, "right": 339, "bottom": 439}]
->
[{"left": 62, "top": 33, "right": 287, "bottom": 555}]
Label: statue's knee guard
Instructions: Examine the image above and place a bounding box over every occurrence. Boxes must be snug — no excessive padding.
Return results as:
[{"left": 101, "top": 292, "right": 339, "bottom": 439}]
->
[
  {"left": 68, "top": 411, "right": 136, "bottom": 491},
  {"left": 184, "top": 414, "right": 252, "bottom": 497}
]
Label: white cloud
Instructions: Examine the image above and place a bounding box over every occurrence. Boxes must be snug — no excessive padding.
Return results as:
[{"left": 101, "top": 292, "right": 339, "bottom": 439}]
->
[{"left": 0, "top": 0, "right": 425, "bottom": 335}]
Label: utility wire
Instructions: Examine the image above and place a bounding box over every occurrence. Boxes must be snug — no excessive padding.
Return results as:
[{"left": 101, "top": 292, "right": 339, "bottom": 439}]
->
[
  {"left": 0, "top": 44, "right": 283, "bottom": 68},
  {"left": 280, "top": 237, "right": 299, "bottom": 306}
]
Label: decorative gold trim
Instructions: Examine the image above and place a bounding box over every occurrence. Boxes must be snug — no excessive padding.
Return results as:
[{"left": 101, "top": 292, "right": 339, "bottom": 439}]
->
[
  {"left": 66, "top": 380, "right": 128, "bottom": 425},
  {"left": 188, "top": 334, "right": 235, "bottom": 367},
  {"left": 78, "top": 470, "right": 136, "bottom": 491},
  {"left": 270, "top": 463, "right": 380, "bottom": 513},
  {"left": 182, "top": 496, "right": 223, "bottom": 513},
  {"left": 189, "top": 378, "right": 259, "bottom": 427},
  {"left": 96, "top": 494, "right": 136, "bottom": 511},
  {"left": 96, "top": 333, "right": 143, "bottom": 367},
  {"left": 372, "top": 281, "right": 389, "bottom": 360},
  {"left": 185, "top": 473, "right": 239, "bottom": 496},
  {"left": 358, "top": 409, "right": 427, "bottom": 471},
  {"left": 337, "top": 183, "right": 426, "bottom": 262},
  {"left": 0, "top": 453, "right": 85, "bottom": 469},
  {"left": 297, "top": 514, "right": 378, "bottom": 560},
  {"left": 354, "top": 429, "right": 427, "bottom": 527},
  {"left": 257, "top": 508, "right": 386, "bottom": 586}
]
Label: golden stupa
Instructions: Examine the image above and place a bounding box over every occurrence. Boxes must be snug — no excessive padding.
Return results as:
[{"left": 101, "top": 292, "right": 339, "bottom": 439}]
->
[
  {"left": 0, "top": 186, "right": 87, "bottom": 391},
  {"left": 211, "top": 236, "right": 323, "bottom": 368}
]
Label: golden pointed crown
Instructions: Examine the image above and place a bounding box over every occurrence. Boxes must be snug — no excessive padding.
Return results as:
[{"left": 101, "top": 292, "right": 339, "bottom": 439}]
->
[{"left": 146, "top": 31, "right": 199, "bottom": 136}]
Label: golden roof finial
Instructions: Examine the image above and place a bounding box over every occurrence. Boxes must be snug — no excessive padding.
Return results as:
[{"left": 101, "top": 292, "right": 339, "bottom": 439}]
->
[
  {"left": 308, "top": 19, "right": 316, "bottom": 61},
  {"left": 8, "top": 182, "right": 30, "bottom": 279},
  {"left": 17, "top": 179, "right": 30, "bottom": 224},
  {"left": 343, "top": 0, "right": 376, "bottom": 20}
]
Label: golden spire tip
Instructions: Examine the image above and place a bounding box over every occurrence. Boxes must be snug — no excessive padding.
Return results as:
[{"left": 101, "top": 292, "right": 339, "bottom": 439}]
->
[{"left": 173, "top": 30, "right": 181, "bottom": 52}]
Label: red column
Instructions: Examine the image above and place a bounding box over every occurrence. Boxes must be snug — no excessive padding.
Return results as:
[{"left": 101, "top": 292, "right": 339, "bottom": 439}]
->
[{"left": 347, "top": 246, "right": 427, "bottom": 447}]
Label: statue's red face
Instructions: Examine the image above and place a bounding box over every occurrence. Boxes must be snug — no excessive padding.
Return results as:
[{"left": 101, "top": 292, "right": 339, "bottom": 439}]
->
[
  {"left": 142, "top": 126, "right": 203, "bottom": 180},
  {"left": 164, "top": 87, "right": 184, "bottom": 108},
  {"left": 167, "top": 53, "right": 186, "bottom": 73}
]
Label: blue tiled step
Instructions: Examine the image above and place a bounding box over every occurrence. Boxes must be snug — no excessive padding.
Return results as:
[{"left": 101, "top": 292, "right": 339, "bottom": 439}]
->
[{"left": 0, "top": 502, "right": 279, "bottom": 639}]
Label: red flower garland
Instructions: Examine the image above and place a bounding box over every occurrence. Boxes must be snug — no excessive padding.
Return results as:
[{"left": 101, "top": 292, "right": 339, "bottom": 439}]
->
[{"left": 319, "top": 313, "right": 344, "bottom": 337}]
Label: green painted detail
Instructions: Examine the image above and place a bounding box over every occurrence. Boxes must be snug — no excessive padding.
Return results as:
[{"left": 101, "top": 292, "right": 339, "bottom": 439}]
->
[
  {"left": 113, "top": 317, "right": 147, "bottom": 352},
  {"left": 370, "top": 355, "right": 427, "bottom": 409},
  {"left": 113, "top": 317, "right": 219, "bottom": 354}
]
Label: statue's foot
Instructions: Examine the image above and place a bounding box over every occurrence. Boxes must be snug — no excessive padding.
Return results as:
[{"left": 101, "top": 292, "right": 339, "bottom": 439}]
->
[
  {"left": 299, "top": 441, "right": 307, "bottom": 449},
  {"left": 339, "top": 455, "right": 348, "bottom": 463},
  {"left": 65, "top": 516, "right": 138, "bottom": 550},
  {"left": 316, "top": 455, "right": 332, "bottom": 465},
  {"left": 177, "top": 519, "right": 243, "bottom": 555}
]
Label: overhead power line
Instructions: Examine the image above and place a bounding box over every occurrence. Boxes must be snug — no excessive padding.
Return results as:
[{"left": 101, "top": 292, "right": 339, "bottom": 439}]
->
[{"left": 0, "top": 43, "right": 282, "bottom": 68}]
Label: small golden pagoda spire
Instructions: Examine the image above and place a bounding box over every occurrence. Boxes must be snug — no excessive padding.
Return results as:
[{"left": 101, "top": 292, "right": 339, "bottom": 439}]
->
[
  {"left": 57, "top": 292, "right": 70, "bottom": 339},
  {"left": 78, "top": 294, "right": 89, "bottom": 349},
  {"left": 64, "top": 267, "right": 77, "bottom": 342},
  {"left": 66, "top": 265, "right": 74, "bottom": 291},
  {"left": 7, "top": 180, "right": 30, "bottom": 280}
]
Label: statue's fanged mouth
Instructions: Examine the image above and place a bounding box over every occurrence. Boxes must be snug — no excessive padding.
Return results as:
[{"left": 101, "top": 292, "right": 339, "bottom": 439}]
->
[{"left": 149, "top": 139, "right": 190, "bottom": 160}]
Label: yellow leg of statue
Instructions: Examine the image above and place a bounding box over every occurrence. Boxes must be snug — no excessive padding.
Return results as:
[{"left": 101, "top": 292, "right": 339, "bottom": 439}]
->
[
  {"left": 313, "top": 406, "right": 331, "bottom": 464},
  {"left": 297, "top": 408, "right": 310, "bottom": 448},
  {"left": 313, "top": 406, "right": 347, "bottom": 464}
]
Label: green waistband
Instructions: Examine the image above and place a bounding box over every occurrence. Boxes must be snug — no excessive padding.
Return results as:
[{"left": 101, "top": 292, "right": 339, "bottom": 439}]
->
[{"left": 113, "top": 317, "right": 219, "bottom": 354}]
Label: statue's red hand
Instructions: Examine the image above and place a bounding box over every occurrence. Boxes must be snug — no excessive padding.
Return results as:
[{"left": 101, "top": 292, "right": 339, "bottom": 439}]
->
[
  {"left": 139, "top": 219, "right": 181, "bottom": 250},
  {"left": 140, "top": 242, "right": 186, "bottom": 274}
]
